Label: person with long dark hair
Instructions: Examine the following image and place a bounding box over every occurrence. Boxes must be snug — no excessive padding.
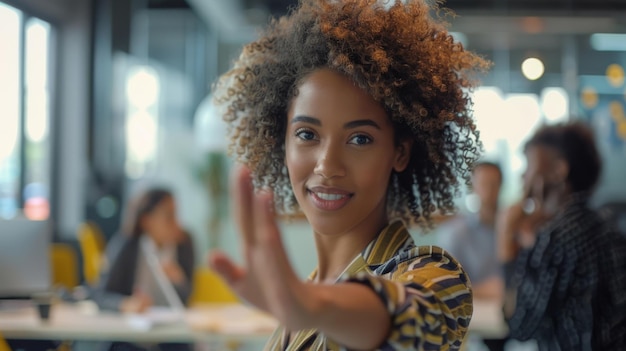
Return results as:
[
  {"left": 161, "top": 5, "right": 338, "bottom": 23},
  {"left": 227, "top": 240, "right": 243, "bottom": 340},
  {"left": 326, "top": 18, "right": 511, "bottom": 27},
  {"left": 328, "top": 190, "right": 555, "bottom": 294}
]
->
[
  {"left": 93, "top": 188, "right": 195, "bottom": 351},
  {"left": 94, "top": 188, "right": 194, "bottom": 313}
]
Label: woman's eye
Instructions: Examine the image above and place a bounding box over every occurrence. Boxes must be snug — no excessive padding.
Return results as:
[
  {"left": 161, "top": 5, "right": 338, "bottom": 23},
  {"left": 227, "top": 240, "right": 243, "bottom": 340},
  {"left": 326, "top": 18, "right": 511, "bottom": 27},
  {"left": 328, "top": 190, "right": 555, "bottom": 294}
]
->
[
  {"left": 295, "top": 129, "right": 316, "bottom": 141},
  {"left": 349, "top": 134, "right": 372, "bottom": 145}
]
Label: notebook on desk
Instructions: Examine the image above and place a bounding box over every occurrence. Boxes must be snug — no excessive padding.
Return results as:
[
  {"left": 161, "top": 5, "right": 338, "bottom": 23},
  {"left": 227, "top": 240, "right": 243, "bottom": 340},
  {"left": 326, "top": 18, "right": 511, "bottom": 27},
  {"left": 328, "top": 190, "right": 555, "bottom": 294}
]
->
[{"left": 125, "top": 306, "right": 186, "bottom": 331}]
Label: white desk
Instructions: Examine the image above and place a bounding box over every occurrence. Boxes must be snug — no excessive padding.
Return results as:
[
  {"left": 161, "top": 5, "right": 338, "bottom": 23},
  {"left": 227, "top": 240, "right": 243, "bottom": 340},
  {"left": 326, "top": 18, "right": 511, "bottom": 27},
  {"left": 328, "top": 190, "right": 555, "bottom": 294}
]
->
[
  {"left": 469, "top": 299, "right": 509, "bottom": 339},
  {"left": 0, "top": 300, "right": 507, "bottom": 343},
  {"left": 0, "top": 302, "right": 276, "bottom": 344}
]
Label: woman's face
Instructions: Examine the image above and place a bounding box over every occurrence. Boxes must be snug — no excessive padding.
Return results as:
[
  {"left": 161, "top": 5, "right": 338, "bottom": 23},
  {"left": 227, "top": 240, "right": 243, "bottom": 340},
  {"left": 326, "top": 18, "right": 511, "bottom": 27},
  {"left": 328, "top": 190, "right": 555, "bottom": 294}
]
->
[
  {"left": 142, "top": 196, "right": 183, "bottom": 246},
  {"left": 285, "top": 69, "right": 411, "bottom": 237}
]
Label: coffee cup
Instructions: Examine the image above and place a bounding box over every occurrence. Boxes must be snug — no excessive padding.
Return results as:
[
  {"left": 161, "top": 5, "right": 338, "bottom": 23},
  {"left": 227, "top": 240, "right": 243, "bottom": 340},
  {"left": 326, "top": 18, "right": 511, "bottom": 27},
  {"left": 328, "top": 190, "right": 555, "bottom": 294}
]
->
[{"left": 31, "top": 291, "right": 54, "bottom": 322}]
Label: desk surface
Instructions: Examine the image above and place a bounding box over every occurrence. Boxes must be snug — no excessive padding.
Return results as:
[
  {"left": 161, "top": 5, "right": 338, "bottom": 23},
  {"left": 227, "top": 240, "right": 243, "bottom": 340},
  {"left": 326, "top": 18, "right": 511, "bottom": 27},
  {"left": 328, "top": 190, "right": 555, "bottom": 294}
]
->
[
  {"left": 0, "top": 302, "right": 276, "bottom": 343},
  {"left": 0, "top": 299, "right": 507, "bottom": 343},
  {"left": 469, "top": 299, "right": 509, "bottom": 339}
]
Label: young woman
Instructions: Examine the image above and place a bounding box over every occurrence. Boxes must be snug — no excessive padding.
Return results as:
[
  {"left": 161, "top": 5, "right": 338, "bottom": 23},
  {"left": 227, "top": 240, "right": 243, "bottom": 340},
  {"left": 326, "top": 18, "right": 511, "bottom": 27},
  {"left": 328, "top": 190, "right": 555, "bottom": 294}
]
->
[
  {"left": 94, "top": 188, "right": 195, "bottom": 313},
  {"left": 209, "top": 0, "right": 489, "bottom": 349}
]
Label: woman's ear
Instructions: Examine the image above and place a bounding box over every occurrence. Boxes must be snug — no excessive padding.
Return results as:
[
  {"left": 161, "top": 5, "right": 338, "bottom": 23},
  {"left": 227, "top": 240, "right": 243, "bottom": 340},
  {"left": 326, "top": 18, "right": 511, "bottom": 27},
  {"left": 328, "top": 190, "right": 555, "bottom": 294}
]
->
[{"left": 393, "top": 139, "right": 413, "bottom": 172}]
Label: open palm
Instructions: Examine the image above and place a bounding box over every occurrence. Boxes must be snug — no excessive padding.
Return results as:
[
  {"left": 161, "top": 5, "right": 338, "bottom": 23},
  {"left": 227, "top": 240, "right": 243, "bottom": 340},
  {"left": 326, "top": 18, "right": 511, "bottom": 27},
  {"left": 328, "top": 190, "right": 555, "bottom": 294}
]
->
[{"left": 209, "top": 166, "right": 310, "bottom": 328}]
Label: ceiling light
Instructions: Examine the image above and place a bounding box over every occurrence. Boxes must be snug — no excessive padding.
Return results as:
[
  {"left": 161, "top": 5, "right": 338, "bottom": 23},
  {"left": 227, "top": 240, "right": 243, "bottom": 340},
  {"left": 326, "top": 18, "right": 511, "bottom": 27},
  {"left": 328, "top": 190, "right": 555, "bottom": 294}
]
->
[{"left": 521, "top": 57, "right": 544, "bottom": 81}]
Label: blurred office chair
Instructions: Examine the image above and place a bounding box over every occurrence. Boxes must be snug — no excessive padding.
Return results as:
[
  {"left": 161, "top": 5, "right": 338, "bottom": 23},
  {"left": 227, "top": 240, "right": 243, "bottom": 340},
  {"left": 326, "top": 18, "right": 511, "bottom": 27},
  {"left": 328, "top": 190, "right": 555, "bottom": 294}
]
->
[
  {"left": 50, "top": 243, "right": 79, "bottom": 289},
  {"left": 77, "top": 222, "right": 105, "bottom": 285},
  {"left": 0, "top": 332, "right": 11, "bottom": 351},
  {"left": 188, "top": 267, "right": 239, "bottom": 306}
]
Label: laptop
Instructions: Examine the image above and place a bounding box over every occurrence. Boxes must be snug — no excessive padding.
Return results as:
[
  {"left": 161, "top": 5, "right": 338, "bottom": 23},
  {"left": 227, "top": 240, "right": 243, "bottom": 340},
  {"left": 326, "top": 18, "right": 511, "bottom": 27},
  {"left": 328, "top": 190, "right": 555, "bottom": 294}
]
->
[
  {"left": 124, "top": 236, "right": 186, "bottom": 330},
  {"left": 0, "top": 218, "right": 51, "bottom": 299}
]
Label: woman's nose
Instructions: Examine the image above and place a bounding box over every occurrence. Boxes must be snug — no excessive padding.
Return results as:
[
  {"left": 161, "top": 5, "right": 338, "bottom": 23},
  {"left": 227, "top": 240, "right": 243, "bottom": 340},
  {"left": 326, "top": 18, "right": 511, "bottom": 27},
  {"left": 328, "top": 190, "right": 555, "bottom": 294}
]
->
[{"left": 313, "top": 143, "right": 346, "bottom": 179}]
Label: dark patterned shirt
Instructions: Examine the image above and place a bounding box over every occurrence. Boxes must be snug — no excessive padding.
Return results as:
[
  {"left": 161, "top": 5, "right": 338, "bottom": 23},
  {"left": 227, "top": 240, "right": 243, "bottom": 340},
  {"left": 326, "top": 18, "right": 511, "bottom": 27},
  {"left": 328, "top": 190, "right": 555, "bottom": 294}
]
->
[
  {"left": 505, "top": 193, "right": 626, "bottom": 351},
  {"left": 264, "top": 221, "right": 473, "bottom": 351}
]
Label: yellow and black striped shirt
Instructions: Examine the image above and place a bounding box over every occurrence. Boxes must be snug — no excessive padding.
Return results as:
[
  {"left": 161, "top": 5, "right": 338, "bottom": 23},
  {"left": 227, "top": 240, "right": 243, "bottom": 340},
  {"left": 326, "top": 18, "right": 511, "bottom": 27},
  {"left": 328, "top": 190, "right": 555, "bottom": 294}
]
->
[{"left": 264, "top": 221, "right": 473, "bottom": 351}]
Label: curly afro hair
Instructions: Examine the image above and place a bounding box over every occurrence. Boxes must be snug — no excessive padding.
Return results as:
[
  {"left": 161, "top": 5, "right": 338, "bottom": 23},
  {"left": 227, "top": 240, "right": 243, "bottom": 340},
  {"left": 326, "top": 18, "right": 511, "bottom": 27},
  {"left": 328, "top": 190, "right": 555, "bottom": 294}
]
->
[
  {"left": 524, "top": 121, "right": 602, "bottom": 194},
  {"left": 213, "top": 0, "right": 490, "bottom": 226}
]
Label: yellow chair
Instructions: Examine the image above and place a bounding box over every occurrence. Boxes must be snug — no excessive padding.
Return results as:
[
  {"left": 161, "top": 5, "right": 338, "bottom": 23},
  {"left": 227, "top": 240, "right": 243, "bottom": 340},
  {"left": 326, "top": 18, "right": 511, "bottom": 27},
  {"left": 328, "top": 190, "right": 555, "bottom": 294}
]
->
[
  {"left": 0, "top": 332, "right": 11, "bottom": 351},
  {"left": 188, "top": 267, "right": 239, "bottom": 306},
  {"left": 50, "top": 243, "right": 80, "bottom": 289},
  {"left": 77, "top": 222, "right": 105, "bottom": 286}
]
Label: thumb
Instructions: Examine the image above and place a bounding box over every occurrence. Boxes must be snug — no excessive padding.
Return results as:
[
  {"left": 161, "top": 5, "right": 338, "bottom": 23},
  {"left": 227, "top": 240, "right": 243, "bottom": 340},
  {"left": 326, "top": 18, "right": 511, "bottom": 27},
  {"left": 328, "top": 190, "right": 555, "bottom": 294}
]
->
[{"left": 208, "top": 250, "right": 245, "bottom": 285}]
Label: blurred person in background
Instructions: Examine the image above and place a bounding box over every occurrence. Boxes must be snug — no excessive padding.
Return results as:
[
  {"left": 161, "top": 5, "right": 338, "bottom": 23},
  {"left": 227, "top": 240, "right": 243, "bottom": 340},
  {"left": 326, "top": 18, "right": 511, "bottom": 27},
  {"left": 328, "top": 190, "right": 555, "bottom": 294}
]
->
[
  {"left": 437, "top": 162, "right": 506, "bottom": 351},
  {"left": 497, "top": 121, "right": 626, "bottom": 351},
  {"left": 93, "top": 187, "right": 195, "bottom": 351},
  {"left": 438, "top": 161, "right": 504, "bottom": 301}
]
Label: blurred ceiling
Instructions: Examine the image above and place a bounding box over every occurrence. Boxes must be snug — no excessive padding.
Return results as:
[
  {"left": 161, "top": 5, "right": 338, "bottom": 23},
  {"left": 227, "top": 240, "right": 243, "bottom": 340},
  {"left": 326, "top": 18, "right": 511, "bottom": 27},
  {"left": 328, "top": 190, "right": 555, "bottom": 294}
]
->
[
  {"left": 185, "top": 0, "right": 626, "bottom": 48},
  {"left": 148, "top": 0, "right": 625, "bottom": 92},
  {"left": 245, "top": 0, "right": 626, "bottom": 16}
]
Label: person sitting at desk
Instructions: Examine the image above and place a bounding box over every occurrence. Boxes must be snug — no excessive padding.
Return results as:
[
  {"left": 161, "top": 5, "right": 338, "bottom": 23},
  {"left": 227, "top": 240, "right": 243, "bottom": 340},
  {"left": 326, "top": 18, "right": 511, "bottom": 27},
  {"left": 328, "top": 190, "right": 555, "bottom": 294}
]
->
[{"left": 93, "top": 187, "right": 195, "bottom": 313}]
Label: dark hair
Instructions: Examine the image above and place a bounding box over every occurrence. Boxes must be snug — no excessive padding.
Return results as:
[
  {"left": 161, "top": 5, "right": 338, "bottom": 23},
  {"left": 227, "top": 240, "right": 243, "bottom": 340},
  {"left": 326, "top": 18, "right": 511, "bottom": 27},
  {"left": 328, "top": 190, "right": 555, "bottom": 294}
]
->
[
  {"left": 214, "top": 0, "right": 490, "bottom": 226},
  {"left": 473, "top": 161, "right": 503, "bottom": 184},
  {"left": 121, "top": 188, "right": 173, "bottom": 238},
  {"left": 524, "top": 121, "right": 602, "bottom": 193}
]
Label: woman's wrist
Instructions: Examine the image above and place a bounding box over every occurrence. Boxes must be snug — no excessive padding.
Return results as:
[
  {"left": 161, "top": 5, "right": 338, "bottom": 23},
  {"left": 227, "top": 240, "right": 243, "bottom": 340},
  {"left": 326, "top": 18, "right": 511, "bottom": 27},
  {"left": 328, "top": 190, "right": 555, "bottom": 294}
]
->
[{"left": 280, "top": 282, "right": 326, "bottom": 331}]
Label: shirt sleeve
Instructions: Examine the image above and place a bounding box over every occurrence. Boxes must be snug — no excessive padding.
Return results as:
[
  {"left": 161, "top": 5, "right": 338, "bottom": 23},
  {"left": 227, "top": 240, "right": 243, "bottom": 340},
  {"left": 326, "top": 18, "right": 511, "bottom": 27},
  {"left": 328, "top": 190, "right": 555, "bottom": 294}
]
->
[{"left": 344, "top": 256, "right": 472, "bottom": 350}]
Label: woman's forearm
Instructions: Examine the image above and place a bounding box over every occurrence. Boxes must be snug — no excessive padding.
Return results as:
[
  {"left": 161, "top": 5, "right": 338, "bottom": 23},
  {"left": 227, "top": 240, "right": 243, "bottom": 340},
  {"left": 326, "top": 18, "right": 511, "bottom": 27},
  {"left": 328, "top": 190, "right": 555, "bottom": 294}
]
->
[{"left": 293, "top": 282, "right": 391, "bottom": 350}]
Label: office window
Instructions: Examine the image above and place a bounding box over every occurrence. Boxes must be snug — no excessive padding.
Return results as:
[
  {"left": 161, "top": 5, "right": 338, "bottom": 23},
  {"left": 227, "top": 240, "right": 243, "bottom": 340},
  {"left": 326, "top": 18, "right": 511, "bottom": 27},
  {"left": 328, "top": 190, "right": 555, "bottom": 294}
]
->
[{"left": 0, "top": 2, "right": 52, "bottom": 220}]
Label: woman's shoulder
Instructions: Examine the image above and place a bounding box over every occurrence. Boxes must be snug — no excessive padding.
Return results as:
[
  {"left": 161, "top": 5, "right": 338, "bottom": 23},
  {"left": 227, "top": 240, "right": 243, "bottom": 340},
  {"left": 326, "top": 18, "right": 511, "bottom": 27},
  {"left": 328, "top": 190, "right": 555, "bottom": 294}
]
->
[
  {"left": 397, "top": 245, "right": 466, "bottom": 272},
  {"left": 376, "top": 245, "right": 470, "bottom": 288},
  {"left": 105, "top": 232, "right": 139, "bottom": 257}
]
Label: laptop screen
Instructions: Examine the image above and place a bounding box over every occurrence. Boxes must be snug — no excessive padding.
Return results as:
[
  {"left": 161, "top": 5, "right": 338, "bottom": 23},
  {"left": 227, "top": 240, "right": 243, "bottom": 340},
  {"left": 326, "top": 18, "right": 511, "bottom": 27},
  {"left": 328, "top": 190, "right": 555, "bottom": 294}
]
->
[{"left": 0, "top": 218, "right": 51, "bottom": 299}]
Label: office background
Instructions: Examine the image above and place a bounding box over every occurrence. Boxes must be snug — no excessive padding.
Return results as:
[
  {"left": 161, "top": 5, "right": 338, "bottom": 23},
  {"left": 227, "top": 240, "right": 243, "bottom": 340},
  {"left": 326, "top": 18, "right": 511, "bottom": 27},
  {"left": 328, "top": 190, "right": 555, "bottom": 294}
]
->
[{"left": 0, "top": 0, "right": 625, "bottom": 278}]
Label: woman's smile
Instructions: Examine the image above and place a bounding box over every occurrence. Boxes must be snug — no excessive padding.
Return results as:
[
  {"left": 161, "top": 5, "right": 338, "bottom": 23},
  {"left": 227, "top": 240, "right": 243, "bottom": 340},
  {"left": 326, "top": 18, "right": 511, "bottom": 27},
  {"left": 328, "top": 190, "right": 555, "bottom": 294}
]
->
[{"left": 307, "top": 186, "right": 354, "bottom": 211}]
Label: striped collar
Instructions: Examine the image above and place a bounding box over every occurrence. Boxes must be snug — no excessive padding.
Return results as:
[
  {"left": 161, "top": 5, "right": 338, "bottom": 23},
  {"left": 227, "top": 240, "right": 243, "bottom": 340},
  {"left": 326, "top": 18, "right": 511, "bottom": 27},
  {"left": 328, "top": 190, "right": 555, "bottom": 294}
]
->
[{"left": 307, "top": 220, "right": 414, "bottom": 283}]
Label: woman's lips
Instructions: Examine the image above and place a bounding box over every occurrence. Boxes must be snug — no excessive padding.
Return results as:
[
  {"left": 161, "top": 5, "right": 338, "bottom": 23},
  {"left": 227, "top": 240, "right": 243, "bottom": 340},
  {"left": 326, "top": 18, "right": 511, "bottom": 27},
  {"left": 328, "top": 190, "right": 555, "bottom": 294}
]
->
[{"left": 307, "top": 187, "right": 353, "bottom": 211}]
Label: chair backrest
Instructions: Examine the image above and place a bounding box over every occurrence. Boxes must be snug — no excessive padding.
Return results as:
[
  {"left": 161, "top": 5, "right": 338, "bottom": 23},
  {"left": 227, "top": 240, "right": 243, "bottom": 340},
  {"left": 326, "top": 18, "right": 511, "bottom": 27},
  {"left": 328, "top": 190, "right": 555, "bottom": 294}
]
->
[
  {"left": 0, "top": 332, "right": 12, "bottom": 351},
  {"left": 50, "top": 243, "right": 79, "bottom": 289},
  {"left": 77, "top": 222, "right": 105, "bottom": 285},
  {"left": 188, "top": 267, "right": 239, "bottom": 306}
]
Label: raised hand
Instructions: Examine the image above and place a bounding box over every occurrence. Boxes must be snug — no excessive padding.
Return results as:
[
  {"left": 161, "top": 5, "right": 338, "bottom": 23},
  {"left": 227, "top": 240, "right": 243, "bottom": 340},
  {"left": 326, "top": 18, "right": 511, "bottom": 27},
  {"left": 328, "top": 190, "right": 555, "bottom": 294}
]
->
[
  {"left": 120, "top": 289, "right": 153, "bottom": 314},
  {"left": 497, "top": 176, "right": 550, "bottom": 260},
  {"left": 161, "top": 260, "right": 186, "bottom": 286},
  {"left": 208, "top": 166, "right": 311, "bottom": 329}
]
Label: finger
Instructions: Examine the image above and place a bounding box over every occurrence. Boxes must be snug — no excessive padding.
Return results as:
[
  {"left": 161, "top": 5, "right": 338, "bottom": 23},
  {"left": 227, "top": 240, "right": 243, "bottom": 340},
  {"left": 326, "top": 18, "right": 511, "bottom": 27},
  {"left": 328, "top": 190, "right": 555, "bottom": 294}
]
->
[
  {"left": 208, "top": 250, "right": 246, "bottom": 285},
  {"left": 253, "top": 190, "right": 279, "bottom": 240},
  {"left": 232, "top": 165, "right": 256, "bottom": 247},
  {"left": 253, "top": 191, "right": 298, "bottom": 281}
]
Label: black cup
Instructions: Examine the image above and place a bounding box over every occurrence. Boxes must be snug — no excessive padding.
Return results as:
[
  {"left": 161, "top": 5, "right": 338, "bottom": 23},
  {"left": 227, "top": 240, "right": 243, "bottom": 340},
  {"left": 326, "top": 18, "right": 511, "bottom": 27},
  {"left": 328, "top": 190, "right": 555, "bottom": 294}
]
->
[
  {"left": 37, "top": 302, "right": 51, "bottom": 321},
  {"left": 31, "top": 292, "right": 54, "bottom": 322}
]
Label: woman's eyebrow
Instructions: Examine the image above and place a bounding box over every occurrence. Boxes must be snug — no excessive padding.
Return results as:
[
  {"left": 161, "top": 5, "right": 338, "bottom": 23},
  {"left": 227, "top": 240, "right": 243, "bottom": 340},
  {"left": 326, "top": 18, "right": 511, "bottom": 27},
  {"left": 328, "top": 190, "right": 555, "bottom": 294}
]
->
[
  {"left": 291, "top": 115, "right": 321, "bottom": 125},
  {"left": 291, "top": 116, "right": 381, "bottom": 130},
  {"left": 344, "top": 119, "right": 381, "bottom": 130}
]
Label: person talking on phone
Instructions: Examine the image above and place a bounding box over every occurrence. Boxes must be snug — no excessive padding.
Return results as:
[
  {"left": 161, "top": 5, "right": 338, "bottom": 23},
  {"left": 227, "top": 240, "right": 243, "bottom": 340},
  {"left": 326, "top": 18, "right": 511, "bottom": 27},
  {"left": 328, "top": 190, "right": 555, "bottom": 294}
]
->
[{"left": 497, "top": 121, "right": 626, "bottom": 351}]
